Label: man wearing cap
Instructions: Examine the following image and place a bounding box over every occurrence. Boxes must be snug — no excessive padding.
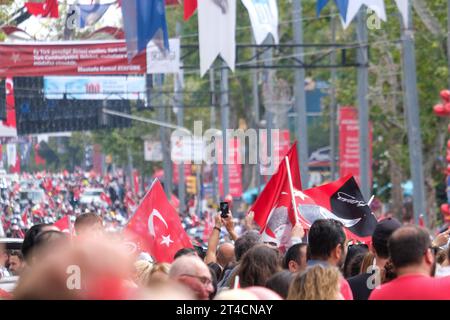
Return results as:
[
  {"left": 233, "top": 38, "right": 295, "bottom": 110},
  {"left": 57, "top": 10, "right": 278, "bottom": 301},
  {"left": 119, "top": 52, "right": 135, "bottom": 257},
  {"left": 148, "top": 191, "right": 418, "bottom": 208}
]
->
[{"left": 347, "top": 217, "right": 402, "bottom": 300}]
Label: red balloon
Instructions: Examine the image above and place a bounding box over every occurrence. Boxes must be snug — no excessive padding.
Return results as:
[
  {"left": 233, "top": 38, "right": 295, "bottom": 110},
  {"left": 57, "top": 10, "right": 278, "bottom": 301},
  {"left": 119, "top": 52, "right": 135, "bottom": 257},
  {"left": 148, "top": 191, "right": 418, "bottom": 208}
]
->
[
  {"left": 440, "top": 90, "right": 450, "bottom": 102},
  {"left": 442, "top": 204, "right": 450, "bottom": 215},
  {"left": 434, "top": 104, "right": 446, "bottom": 116}
]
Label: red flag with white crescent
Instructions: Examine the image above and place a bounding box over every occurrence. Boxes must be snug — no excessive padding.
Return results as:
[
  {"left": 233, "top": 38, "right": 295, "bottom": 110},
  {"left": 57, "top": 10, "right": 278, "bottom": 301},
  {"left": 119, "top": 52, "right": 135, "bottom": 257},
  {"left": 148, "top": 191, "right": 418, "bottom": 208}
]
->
[{"left": 124, "top": 179, "right": 193, "bottom": 263}]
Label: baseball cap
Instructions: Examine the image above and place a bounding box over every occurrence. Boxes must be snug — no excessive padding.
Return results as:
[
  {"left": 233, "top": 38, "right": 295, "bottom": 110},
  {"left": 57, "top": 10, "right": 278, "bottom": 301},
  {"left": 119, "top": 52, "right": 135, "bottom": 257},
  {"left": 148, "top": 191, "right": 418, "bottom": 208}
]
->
[{"left": 372, "top": 217, "right": 402, "bottom": 258}]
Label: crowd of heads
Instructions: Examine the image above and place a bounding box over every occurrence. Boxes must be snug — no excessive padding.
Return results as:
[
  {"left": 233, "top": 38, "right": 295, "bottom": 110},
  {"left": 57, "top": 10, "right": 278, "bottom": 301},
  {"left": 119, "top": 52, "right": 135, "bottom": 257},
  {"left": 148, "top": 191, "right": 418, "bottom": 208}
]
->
[{"left": 1, "top": 173, "right": 450, "bottom": 300}]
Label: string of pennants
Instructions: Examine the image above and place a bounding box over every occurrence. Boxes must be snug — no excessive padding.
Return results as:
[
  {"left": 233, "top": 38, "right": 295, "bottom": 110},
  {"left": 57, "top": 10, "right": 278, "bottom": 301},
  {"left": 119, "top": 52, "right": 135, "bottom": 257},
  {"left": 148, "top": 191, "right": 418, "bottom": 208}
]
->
[{"left": 19, "top": 0, "right": 410, "bottom": 76}]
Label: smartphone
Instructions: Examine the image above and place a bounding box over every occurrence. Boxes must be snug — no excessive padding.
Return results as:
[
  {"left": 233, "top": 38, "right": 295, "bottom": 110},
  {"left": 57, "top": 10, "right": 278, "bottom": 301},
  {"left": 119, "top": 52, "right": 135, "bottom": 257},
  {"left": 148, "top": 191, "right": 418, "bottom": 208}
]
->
[{"left": 220, "top": 202, "right": 229, "bottom": 218}]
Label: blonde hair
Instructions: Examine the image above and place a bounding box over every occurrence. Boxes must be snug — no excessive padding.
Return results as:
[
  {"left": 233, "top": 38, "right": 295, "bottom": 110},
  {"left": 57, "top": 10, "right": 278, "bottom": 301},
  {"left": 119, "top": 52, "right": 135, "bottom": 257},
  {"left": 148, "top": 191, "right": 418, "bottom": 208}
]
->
[
  {"left": 134, "top": 260, "right": 153, "bottom": 286},
  {"left": 149, "top": 263, "right": 171, "bottom": 277},
  {"left": 287, "top": 265, "right": 341, "bottom": 300}
]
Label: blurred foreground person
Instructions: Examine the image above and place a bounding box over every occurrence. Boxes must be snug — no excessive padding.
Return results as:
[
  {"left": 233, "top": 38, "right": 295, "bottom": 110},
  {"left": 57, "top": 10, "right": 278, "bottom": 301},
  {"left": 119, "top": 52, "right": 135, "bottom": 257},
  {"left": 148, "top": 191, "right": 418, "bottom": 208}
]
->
[
  {"left": 0, "top": 245, "right": 9, "bottom": 279},
  {"left": 169, "top": 255, "right": 214, "bottom": 300},
  {"left": 21, "top": 223, "right": 59, "bottom": 266},
  {"left": 74, "top": 213, "right": 103, "bottom": 237},
  {"left": 370, "top": 226, "right": 450, "bottom": 300},
  {"left": 13, "top": 233, "right": 136, "bottom": 300},
  {"left": 287, "top": 265, "right": 344, "bottom": 300}
]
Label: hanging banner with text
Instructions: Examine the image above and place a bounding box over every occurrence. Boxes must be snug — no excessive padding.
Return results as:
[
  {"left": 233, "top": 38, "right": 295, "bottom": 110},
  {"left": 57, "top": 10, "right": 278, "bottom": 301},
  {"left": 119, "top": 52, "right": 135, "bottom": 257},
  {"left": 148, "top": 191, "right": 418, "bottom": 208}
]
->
[
  {"left": 216, "top": 138, "right": 243, "bottom": 198},
  {"left": 0, "top": 41, "right": 146, "bottom": 77},
  {"left": 338, "top": 106, "right": 373, "bottom": 186}
]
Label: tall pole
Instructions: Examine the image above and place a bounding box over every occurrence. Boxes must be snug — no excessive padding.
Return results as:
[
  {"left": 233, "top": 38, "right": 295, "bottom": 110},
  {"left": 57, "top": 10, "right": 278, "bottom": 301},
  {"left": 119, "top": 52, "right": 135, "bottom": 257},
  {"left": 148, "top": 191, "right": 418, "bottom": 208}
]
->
[
  {"left": 330, "top": 11, "right": 338, "bottom": 180},
  {"left": 156, "top": 74, "right": 172, "bottom": 197},
  {"left": 176, "top": 22, "right": 185, "bottom": 213},
  {"left": 252, "top": 40, "right": 262, "bottom": 194},
  {"left": 447, "top": 0, "right": 450, "bottom": 88},
  {"left": 262, "top": 36, "right": 274, "bottom": 178},
  {"left": 356, "top": 9, "right": 371, "bottom": 201},
  {"left": 293, "top": 0, "right": 309, "bottom": 188},
  {"left": 210, "top": 68, "right": 219, "bottom": 203},
  {"left": 401, "top": 3, "right": 427, "bottom": 225},
  {"left": 220, "top": 61, "right": 230, "bottom": 197}
]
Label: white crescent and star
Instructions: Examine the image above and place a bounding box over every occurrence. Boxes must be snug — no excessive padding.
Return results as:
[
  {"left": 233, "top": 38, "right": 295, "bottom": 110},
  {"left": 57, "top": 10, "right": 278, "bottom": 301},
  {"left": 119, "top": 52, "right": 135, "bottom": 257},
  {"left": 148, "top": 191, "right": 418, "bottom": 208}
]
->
[{"left": 148, "top": 209, "right": 173, "bottom": 247}]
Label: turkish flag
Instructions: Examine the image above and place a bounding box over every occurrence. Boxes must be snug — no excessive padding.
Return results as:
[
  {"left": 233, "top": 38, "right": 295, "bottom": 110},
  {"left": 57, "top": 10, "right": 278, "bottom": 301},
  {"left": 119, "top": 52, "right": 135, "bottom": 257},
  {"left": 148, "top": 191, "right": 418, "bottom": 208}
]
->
[
  {"left": 21, "top": 209, "right": 29, "bottom": 227},
  {"left": 249, "top": 142, "right": 303, "bottom": 249},
  {"left": 184, "top": 0, "right": 197, "bottom": 20},
  {"left": 100, "top": 192, "right": 112, "bottom": 206},
  {"left": 25, "top": 0, "right": 59, "bottom": 18},
  {"left": 202, "top": 211, "right": 213, "bottom": 243},
  {"left": 124, "top": 180, "right": 193, "bottom": 263},
  {"left": 5, "top": 77, "right": 16, "bottom": 128},
  {"left": 54, "top": 215, "right": 72, "bottom": 235},
  {"left": 299, "top": 175, "right": 378, "bottom": 243},
  {"left": 250, "top": 143, "right": 302, "bottom": 229}
]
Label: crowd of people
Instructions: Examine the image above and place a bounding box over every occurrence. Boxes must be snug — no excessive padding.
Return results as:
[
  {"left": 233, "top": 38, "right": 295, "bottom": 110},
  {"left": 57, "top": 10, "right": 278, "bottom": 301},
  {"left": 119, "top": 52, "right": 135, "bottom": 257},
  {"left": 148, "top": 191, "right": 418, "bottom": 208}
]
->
[{"left": 1, "top": 197, "right": 450, "bottom": 300}]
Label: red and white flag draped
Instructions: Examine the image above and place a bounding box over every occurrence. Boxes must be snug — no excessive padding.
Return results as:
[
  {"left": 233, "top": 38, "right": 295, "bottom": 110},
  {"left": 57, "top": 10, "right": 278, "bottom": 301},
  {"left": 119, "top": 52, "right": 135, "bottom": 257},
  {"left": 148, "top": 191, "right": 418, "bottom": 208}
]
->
[
  {"left": 299, "top": 175, "right": 378, "bottom": 243},
  {"left": 250, "top": 142, "right": 377, "bottom": 247},
  {"left": 124, "top": 179, "right": 193, "bottom": 263},
  {"left": 249, "top": 142, "right": 303, "bottom": 249}
]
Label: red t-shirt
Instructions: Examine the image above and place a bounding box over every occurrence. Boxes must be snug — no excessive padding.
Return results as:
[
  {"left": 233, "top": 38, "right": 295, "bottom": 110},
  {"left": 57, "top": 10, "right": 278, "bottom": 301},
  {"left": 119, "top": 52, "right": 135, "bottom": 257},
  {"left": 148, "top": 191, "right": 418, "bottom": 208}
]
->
[
  {"left": 369, "top": 274, "right": 450, "bottom": 300},
  {"left": 340, "top": 278, "right": 354, "bottom": 300}
]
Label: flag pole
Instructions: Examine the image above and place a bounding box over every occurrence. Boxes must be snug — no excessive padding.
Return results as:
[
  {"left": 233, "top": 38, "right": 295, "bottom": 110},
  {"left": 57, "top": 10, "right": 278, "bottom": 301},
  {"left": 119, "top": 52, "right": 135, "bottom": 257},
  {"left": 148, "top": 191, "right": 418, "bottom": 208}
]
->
[{"left": 285, "top": 156, "right": 300, "bottom": 225}]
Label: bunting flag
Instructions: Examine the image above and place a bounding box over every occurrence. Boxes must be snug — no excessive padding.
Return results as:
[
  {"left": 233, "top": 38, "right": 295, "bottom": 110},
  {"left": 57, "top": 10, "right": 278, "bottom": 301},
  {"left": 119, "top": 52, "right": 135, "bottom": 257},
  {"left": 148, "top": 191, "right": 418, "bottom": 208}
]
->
[
  {"left": 184, "top": 0, "right": 198, "bottom": 20},
  {"left": 75, "top": 3, "right": 112, "bottom": 28},
  {"left": 394, "top": 0, "right": 409, "bottom": 26},
  {"left": 241, "top": 0, "right": 279, "bottom": 45},
  {"left": 342, "top": 0, "right": 386, "bottom": 29},
  {"left": 25, "top": 0, "right": 59, "bottom": 18},
  {"left": 121, "top": 0, "right": 170, "bottom": 60},
  {"left": 198, "top": 0, "right": 236, "bottom": 76},
  {"left": 317, "top": 0, "right": 349, "bottom": 21}
]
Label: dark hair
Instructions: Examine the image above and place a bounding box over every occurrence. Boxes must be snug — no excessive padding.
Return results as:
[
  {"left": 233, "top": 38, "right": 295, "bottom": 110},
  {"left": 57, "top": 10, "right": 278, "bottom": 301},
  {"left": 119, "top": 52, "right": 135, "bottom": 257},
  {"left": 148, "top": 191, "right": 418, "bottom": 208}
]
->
[
  {"left": 388, "top": 226, "right": 431, "bottom": 269},
  {"left": 208, "top": 262, "right": 223, "bottom": 283},
  {"left": 343, "top": 244, "right": 369, "bottom": 278},
  {"left": 208, "top": 265, "right": 218, "bottom": 299},
  {"left": 173, "top": 247, "right": 197, "bottom": 260},
  {"left": 9, "top": 250, "right": 24, "bottom": 261},
  {"left": 308, "top": 219, "right": 346, "bottom": 260},
  {"left": 28, "top": 230, "right": 67, "bottom": 262},
  {"left": 234, "top": 230, "right": 261, "bottom": 261},
  {"left": 74, "top": 213, "right": 102, "bottom": 233},
  {"left": 345, "top": 252, "right": 367, "bottom": 278},
  {"left": 265, "top": 270, "right": 295, "bottom": 299},
  {"left": 283, "top": 243, "right": 307, "bottom": 269},
  {"left": 21, "top": 223, "right": 53, "bottom": 263},
  {"left": 238, "top": 245, "right": 281, "bottom": 288}
]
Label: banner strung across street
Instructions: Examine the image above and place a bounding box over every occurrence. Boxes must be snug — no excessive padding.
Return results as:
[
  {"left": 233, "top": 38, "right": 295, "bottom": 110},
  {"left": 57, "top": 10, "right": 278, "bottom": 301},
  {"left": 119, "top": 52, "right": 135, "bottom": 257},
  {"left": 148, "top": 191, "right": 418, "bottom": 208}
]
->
[
  {"left": 338, "top": 106, "right": 373, "bottom": 187},
  {"left": 0, "top": 41, "right": 147, "bottom": 77},
  {"left": 44, "top": 76, "right": 146, "bottom": 100}
]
